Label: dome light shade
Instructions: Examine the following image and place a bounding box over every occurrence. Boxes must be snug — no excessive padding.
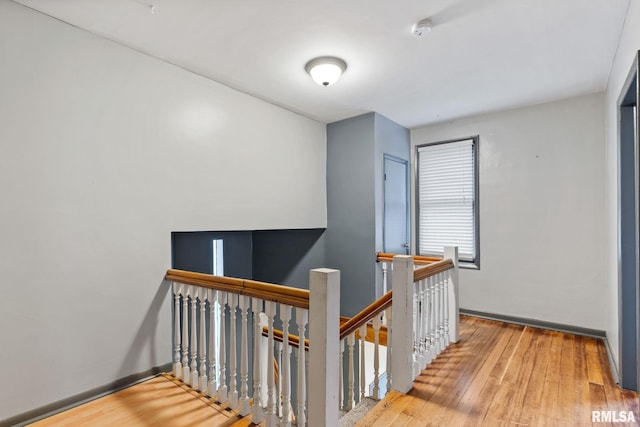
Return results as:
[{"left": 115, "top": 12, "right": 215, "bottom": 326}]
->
[{"left": 305, "top": 57, "right": 347, "bottom": 87}]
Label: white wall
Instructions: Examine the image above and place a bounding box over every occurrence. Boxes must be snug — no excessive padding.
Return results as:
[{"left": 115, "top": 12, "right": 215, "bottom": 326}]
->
[
  {"left": 411, "top": 93, "right": 606, "bottom": 330},
  {"left": 0, "top": 0, "right": 326, "bottom": 420},
  {"left": 604, "top": 1, "right": 640, "bottom": 378}
]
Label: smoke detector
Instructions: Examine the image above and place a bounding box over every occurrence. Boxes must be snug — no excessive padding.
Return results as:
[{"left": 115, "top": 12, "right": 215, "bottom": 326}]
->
[{"left": 412, "top": 18, "right": 432, "bottom": 37}]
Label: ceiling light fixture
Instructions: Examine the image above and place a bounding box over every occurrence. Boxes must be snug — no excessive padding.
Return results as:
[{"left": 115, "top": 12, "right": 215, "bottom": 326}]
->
[{"left": 305, "top": 57, "right": 347, "bottom": 87}]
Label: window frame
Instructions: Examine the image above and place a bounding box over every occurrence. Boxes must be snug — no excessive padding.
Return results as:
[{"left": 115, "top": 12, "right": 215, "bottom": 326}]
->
[{"left": 415, "top": 135, "right": 480, "bottom": 269}]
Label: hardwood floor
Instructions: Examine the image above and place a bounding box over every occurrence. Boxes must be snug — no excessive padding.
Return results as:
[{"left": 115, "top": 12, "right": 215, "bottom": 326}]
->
[
  {"left": 357, "top": 316, "right": 639, "bottom": 427},
  {"left": 29, "top": 375, "right": 258, "bottom": 427},
  {"left": 30, "top": 316, "right": 638, "bottom": 426}
]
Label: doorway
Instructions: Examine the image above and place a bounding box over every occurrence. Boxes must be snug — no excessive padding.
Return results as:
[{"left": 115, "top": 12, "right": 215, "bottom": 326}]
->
[
  {"left": 618, "top": 51, "right": 639, "bottom": 391},
  {"left": 383, "top": 154, "right": 409, "bottom": 254}
]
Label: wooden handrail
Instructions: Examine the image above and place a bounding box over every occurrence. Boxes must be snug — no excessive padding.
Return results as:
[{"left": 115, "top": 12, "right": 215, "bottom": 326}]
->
[
  {"left": 376, "top": 252, "right": 441, "bottom": 265},
  {"left": 339, "top": 291, "right": 392, "bottom": 340},
  {"left": 266, "top": 317, "right": 389, "bottom": 351},
  {"left": 413, "top": 259, "right": 454, "bottom": 282},
  {"left": 165, "top": 269, "right": 310, "bottom": 309},
  {"left": 262, "top": 326, "right": 310, "bottom": 351}
]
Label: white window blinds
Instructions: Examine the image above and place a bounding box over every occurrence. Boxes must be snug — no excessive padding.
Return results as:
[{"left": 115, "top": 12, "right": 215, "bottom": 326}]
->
[{"left": 417, "top": 138, "right": 476, "bottom": 262}]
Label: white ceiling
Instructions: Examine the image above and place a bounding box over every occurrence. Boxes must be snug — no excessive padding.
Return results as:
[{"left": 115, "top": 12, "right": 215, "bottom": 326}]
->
[{"left": 14, "top": 0, "right": 630, "bottom": 128}]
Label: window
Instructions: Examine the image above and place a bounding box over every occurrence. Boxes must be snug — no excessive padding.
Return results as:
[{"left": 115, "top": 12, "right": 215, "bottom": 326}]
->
[
  {"left": 416, "top": 136, "right": 479, "bottom": 267},
  {"left": 212, "top": 239, "right": 224, "bottom": 276}
]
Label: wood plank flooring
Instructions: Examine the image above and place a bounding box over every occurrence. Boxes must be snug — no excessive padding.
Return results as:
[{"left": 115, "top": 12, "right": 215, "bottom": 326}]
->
[
  {"left": 30, "top": 316, "right": 639, "bottom": 426},
  {"left": 30, "top": 375, "right": 257, "bottom": 427},
  {"left": 357, "top": 316, "right": 640, "bottom": 427}
]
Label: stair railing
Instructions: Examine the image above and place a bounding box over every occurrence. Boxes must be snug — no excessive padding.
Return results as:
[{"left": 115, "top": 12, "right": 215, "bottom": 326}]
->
[
  {"left": 165, "top": 267, "right": 341, "bottom": 427},
  {"left": 164, "top": 246, "right": 458, "bottom": 424},
  {"left": 338, "top": 291, "right": 392, "bottom": 409},
  {"left": 390, "top": 246, "right": 459, "bottom": 392}
]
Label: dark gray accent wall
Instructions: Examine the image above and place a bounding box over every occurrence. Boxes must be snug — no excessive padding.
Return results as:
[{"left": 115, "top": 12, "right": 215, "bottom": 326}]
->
[
  {"left": 172, "top": 229, "right": 325, "bottom": 290},
  {"left": 252, "top": 229, "right": 326, "bottom": 289},
  {"left": 171, "top": 231, "right": 253, "bottom": 278},
  {"left": 326, "top": 113, "right": 377, "bottom": 316},
  {"left": 618, "top": 59, "right": 639, "bottom": 391}
]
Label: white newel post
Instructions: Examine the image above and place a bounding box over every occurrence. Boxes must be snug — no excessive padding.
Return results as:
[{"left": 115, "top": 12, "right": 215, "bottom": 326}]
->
[
  {"left": 444, "top": 246, "right": 460, "bottom": 343},
  {"left": 391, "top": 255, "right": 414, "bottom": 393},
  {"left": 308, "top": 268, "right": 340, "bottom": 427}
]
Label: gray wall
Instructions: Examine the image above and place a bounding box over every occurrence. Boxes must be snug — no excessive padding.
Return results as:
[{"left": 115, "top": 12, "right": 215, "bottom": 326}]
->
[
  {"left": 326, "top": 113, "right": 409, "bottom": 316},
  {"left": 374, "top": 113, "right": 411, "bottom": 295},
  {"left": 326, "top": 114, "right": 377, "bottom": 316}
]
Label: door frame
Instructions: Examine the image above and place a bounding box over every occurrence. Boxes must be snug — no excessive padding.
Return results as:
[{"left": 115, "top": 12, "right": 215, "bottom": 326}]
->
[
  {"left": 383, "top": 154, "right": 410, "bottom": 254},
  {"left": 617, "top": 51, "right": 639, "bottom": 391}
]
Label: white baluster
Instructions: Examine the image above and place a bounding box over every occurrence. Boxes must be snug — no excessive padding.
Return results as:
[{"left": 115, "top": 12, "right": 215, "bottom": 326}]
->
[
  {"left": 229, "top": 294, "right": 238, "bottom": 409},
  {"left": 208, "top": 289, "right": 218, "bottom": 397},
  {"left": 252, "top": 298, "right": 265, "bottom": 424},
  {"left": 439, "top": 272, "right": 446, "bottom": 351},
  {"left": 265, "top": 301, "right": 277, "bottom": 427},
  {"left": 238, "top": 296, "right": 250, "bottom": 415},
  {"left": 425, "top": 275, "right": 433, "bottom": 365},
  {"left": 296, "top": 307, "right": 308, "bottom": 426},
  {"left": 423, "top": 278, "right": 430, "bottom": 368},
  {"left": 277, "top": 341, "right": 283, "bottom": 418},
  {"left": 182, "top": 285, "right": 191, "bottom": 384},
  {"left": 346, "top": 333, "right": 355, "bottom": 411},
  {"left": 444, "top": 246, "right": 460, "bottom": 343},
  {"left": 429, "top": 275, "right": 437, "bottom": 361},
  {"left": 285, "top": 344, "right": 292, "bottom": 423},
  {"left": 434, "top": 274, "right": 441, "bottom": 356},
  {"left": 339, "top": 339, "right": 344, "bottom": 411},
  {"left": 259, "top": 313, "right": 269, "bottom": 408},
  {"left": 280, "top": 305, "right": 292, "bottom": 426},
  {"left": 173, "top": 282, "right": 182, "bottom": 378},
  {"left": 417, "top": 278, "right": 426, "bottom": 370},
  {"left": 359, "top": 325, "right": 366, "bottom": 402},
  {"left": 382, "top": 262, "right": 389, "bottom": 325},
  {"left": 412, "top": 280, "right": 419, "bottom": 378},
  {"left": 372, "top": 314, "right": 381, "bottom": 400},
  {"left": 218, "top": 292, "right": 228, "bottom": 403},
  {"left": 190, "top": 288, "right": 200, "bottom": 389},
  {"left": 385, "top": 306, "right": 392, "bottom": 395},
  {"left": 443, "top": 270, "right": 450, "bottom": 345},
  {"left": 199, "top": 289, "right": 208, "bottom": 391}
]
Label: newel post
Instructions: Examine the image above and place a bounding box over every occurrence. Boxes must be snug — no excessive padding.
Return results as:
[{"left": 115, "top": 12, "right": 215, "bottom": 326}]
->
[
  {"left": 444, "top": 246, "right": 460, "bottom": 343},
  {"left": 308, "top": 268, "right": 340, "bottom": 427},
  {"left": 391, "top": 255, "right": 415, "bottom": 393}
]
